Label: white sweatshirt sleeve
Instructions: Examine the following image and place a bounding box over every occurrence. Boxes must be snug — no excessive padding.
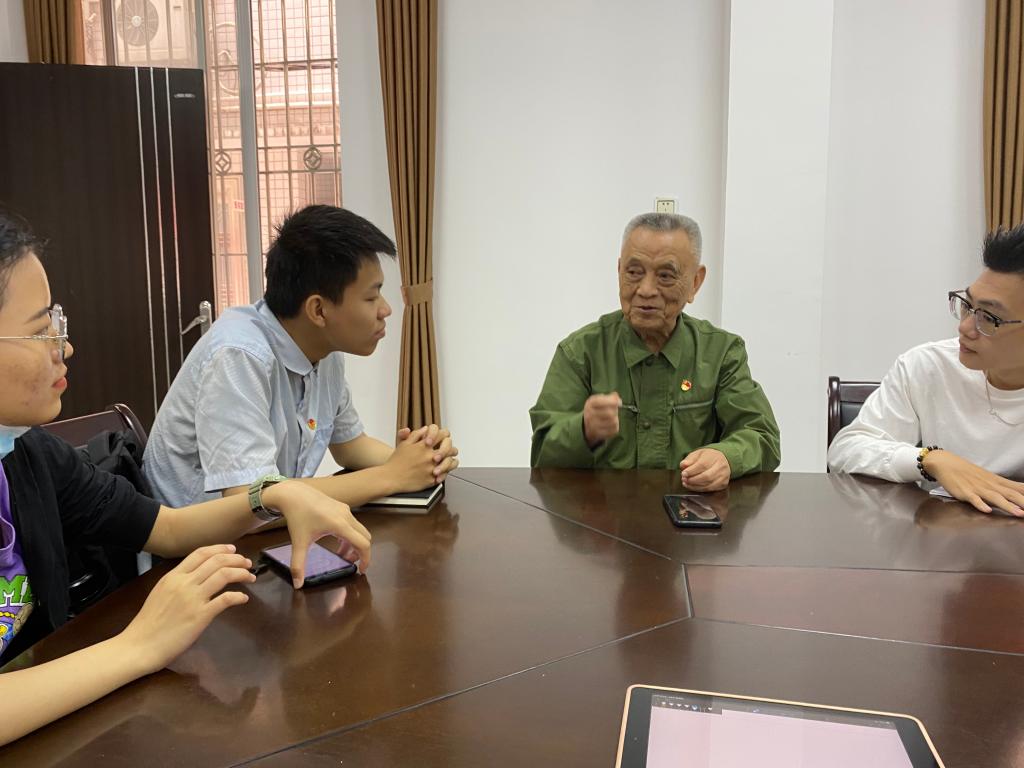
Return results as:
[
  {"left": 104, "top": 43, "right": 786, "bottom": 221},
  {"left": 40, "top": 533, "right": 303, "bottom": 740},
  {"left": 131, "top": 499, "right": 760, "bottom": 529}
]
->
[{"left": 826, "top": 355, "right": 924, "bottom": 483}]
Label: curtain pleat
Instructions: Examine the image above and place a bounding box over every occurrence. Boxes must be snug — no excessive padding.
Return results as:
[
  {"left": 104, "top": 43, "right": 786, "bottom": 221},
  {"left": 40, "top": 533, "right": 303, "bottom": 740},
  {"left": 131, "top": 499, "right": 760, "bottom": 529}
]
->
[
  {"left": 23, "top": 0, "right": 85, "bottom": 65},
  {"left": 985, "top": 0, "right": 1024, "bottom": 229},
  {"left": 378, "top": 0, "right": 440, "bottom": 430}
]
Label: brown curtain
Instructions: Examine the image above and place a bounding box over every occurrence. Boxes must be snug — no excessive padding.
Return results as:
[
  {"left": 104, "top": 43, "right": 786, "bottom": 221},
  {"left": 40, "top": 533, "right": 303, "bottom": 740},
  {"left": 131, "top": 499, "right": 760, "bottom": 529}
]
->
[
  {"left": 377, "top": 0, "right": 441, "bottom": 430},
  {"left": 984, "top": 0, "right": 1024, "bottom": 229},
  {"left": 23, "top": 0, "right": 85, "bottom": 64}
]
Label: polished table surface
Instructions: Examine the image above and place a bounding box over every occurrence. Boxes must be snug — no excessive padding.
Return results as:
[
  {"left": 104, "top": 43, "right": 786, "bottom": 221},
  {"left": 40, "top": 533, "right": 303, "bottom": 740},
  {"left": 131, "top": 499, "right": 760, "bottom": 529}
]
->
[
  {"left": 3, "top": 476, "right": 687, "bottom": 767},
  {"left": 686, "top": 565, "right": 1024, "bottom": 653},
  {"left": 249, "top": 619, "right": 1024, "bottom": 768},
  {"left": 457, "top": 468, "right": 1024, "bottom": 572},
  {"left": 5, "top": 469, "right": 1024, "bottom": 766}
]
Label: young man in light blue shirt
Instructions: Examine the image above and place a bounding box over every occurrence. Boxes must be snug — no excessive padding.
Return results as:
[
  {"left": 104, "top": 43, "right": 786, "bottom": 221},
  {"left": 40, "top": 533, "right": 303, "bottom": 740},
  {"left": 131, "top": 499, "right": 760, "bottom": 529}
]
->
[{"left": 144, "top": 205, "right": 458, "bottom": 508}]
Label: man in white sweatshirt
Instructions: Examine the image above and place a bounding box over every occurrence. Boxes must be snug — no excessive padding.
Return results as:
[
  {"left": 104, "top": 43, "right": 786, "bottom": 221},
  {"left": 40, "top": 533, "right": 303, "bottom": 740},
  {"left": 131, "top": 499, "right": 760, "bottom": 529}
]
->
[{"left": 828, "top": 224, "right": 1024, "bottom": 517}]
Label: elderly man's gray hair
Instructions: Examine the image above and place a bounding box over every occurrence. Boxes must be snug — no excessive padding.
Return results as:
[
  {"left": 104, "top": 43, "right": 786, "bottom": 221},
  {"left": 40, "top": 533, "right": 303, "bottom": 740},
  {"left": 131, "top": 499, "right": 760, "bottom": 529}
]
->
[{"left": 621, "top": 212, "right": 702, "bottom": 262}]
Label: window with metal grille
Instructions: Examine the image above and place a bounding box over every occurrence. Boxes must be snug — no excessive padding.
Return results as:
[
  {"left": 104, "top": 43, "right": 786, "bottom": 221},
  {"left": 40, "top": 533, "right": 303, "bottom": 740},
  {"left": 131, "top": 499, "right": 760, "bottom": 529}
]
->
[{"left": 81, "top": 0, "right": 343, "bottom": 313}]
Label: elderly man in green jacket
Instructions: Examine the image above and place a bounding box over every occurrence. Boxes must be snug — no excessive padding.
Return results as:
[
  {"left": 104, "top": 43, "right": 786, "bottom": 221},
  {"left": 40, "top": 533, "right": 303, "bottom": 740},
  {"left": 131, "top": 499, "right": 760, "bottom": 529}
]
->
[{"left": 530, "top": 212, "right": 780, "bottom": 492}]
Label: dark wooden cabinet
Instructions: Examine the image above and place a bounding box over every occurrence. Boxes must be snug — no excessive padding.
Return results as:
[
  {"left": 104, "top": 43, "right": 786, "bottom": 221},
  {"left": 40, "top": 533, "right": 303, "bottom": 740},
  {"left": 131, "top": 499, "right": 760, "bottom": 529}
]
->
[{"left": 0, "top": 63, "right": 215, "bottom": 428}]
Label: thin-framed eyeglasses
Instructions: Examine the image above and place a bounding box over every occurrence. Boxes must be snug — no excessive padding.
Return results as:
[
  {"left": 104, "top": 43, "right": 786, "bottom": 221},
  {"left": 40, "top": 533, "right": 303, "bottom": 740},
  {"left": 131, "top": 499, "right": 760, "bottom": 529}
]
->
[
  {"left": 0, "top": 304, "right": 69, "bottom": 360},
  {"left": 948, "top": 291, "right": 1022, "bottom": 337}
]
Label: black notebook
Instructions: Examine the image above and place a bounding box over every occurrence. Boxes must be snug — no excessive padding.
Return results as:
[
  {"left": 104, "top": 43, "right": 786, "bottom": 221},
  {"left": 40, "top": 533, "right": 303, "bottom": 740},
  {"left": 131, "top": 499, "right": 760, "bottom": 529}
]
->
[{"left": 359, "top": 482, "right": 444, "bottom": 514}]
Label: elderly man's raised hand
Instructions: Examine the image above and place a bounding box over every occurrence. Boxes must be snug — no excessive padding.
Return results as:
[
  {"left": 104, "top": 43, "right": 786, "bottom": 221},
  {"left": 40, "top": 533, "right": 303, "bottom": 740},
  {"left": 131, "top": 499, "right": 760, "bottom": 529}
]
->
[{"left": 583, "top": 392, "right": 623, "bottom": 448}]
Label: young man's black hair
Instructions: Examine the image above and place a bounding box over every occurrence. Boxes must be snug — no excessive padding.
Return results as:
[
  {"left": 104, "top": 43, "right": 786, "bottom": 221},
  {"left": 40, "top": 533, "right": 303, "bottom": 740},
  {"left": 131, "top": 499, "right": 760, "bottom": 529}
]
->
[
  {"left": 983, "top": 222, "right": 1024, "bottom": 275},
  {"left": 263, "top": 205, "right": 397, "bottom": 318}
]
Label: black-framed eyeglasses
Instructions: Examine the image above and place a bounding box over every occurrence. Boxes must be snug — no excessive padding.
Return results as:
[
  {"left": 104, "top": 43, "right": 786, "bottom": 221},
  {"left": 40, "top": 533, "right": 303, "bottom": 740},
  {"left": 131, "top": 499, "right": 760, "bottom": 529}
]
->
[
  {"left": 0, "top": 304, "right": 69, "bottom": 360},
  {"left": 948, "top": 291, "right": 1022, "bottom": 337}
]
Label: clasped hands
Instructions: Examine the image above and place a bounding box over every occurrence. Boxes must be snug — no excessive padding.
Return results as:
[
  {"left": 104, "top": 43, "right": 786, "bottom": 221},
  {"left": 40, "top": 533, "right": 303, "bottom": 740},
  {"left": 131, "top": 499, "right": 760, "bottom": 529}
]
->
[{"left": 387, "top": 423, "right": 460, "bottom": 490}]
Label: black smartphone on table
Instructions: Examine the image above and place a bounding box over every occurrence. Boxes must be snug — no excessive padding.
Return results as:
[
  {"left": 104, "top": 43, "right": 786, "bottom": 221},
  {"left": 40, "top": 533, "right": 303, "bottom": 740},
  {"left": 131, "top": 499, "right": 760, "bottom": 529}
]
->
[
  {"left": 663, "top": 494, "right": 723, "bottom": 529},
  {"left": 261, "top": 542, "right": 358, "bottom": 587}
]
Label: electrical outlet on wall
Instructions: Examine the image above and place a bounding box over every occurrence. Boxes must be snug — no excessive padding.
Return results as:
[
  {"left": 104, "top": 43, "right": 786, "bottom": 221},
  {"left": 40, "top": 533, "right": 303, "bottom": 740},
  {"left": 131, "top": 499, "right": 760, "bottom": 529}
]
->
[{"left": 654, "top": 197, "right": 677, "bottom": 213}]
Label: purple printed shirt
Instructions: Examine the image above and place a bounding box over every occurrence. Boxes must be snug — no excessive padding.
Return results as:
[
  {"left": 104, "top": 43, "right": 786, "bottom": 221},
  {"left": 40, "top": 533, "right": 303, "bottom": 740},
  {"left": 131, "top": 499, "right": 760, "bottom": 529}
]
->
[{"left": 0, "top": 461, "right": 32, "bottom": 654}]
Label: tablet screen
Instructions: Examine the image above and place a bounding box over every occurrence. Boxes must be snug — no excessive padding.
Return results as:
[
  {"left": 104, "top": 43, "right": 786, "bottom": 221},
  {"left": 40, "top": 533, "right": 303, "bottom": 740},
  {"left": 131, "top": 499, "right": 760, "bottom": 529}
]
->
[
  {"left": 648, "top": 693, "right": 910, "bottom": 767},
  {"left": 618, "top": 687, "right": 942, "bottom": 768}
]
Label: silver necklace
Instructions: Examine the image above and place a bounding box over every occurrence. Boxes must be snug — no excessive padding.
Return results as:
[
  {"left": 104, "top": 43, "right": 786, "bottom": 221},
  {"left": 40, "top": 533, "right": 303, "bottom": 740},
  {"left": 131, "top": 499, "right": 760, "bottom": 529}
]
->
[{"left": 985, "top": 377, "right": 1024, "bottom": 427}]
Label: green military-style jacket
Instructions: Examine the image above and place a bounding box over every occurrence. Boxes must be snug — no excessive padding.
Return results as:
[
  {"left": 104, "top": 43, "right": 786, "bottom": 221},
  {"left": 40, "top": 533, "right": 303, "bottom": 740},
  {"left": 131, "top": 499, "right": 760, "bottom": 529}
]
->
[{"left": 530, "top": 311, "right": 781, "bottom": 474}]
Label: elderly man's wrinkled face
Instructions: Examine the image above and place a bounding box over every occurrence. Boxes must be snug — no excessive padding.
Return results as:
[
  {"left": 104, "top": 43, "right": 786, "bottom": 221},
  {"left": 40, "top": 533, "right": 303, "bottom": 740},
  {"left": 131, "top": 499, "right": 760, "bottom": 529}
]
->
[{"left": 618, "top": 227, "right": 706, "bottom": 345}]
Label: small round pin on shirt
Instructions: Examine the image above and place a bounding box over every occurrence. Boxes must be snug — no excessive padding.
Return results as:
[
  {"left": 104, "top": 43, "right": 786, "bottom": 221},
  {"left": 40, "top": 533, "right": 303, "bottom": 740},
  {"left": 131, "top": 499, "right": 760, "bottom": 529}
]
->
[
  {"left": 307, "top": 418, "right": 317, "bottom": 430},
  {"left": 680, "top": 380, "right": 692, "bottom": 392}
]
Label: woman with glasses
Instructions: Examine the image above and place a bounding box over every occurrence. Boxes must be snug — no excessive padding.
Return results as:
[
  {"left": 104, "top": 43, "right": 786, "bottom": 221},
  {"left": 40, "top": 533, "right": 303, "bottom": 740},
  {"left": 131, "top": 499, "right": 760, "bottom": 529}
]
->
[
  {"left": 0, "top": 211, "right": 372, "bottom": 745},
  {"left": 828, "top": 225, "right": 1024, "bottom": 516}
]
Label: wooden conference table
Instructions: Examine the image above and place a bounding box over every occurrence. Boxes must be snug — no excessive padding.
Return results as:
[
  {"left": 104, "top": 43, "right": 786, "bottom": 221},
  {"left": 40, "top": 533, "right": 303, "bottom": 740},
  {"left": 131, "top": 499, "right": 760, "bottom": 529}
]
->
[{"left": 4, "top": 470, "right": 1024, "bottom": 767}]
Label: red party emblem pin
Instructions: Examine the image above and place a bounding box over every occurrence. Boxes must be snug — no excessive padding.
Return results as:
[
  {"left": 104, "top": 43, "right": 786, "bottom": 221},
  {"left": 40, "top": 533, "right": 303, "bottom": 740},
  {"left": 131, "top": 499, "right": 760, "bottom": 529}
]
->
[
  {"left": 307, "top": 418, "right": 317, "bottom": 431},
  {"left": 680, "top": 380, "right": 692, "bottom": 392}
]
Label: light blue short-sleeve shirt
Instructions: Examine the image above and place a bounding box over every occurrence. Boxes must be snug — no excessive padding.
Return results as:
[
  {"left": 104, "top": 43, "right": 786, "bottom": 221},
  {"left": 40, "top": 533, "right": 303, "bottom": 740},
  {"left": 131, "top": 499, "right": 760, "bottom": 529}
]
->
[{"left": 143, "top": 299, "right": 364, "bottom": 507}]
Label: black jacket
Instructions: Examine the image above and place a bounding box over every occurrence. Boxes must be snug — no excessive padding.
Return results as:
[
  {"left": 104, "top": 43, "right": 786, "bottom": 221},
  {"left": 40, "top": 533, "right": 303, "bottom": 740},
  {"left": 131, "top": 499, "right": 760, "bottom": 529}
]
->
[{"left": 0, "top": 428, "right": 159, "bottom": 663}]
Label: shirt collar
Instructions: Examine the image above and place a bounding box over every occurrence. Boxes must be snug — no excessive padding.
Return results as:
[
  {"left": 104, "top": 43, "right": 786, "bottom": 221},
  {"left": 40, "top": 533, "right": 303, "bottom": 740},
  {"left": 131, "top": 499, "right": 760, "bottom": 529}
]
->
[
  {"left": 620, "top": 311, "right": 687, "bottom": 369},
  {"left": 256, "top": 299, "right": 315, "bottom": 377}
]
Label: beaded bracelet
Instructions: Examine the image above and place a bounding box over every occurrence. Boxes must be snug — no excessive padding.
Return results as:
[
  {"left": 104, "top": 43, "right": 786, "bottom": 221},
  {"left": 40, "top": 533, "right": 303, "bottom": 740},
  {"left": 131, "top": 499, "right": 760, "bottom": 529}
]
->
[{"left": 917, "top": 445, "right": 940, "bottom": 482}]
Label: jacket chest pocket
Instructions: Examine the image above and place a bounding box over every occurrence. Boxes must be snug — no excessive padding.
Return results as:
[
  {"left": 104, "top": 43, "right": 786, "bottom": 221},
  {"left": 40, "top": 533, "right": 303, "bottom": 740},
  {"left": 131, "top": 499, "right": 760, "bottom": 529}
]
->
[
  {"left": 671, "top": 399, "right": 714, "bottom": 412},
  {"left": 671, "top": 399, "right": 717, "bottom": 441}
]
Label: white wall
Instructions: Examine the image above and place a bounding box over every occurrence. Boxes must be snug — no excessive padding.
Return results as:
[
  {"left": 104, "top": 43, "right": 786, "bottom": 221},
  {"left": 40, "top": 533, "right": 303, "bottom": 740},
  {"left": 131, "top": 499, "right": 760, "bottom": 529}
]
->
[
  {"left": 337, "top": 0, "right": 987, "bottom": 472},
  {"left": 434, "top": 0, "right": 728, "bottom": 467},
  {"left": 821, "top": 0, "right": 985, "bottom": 385},
  {"left": 334, "top": 0, "right": 401, "bottom": 459},
  {"left": 0, "top": 0, "right": 28, "bottom": 62},
  {"left": 720, "top": 0, "right": 835, "bottom": 474},
  {"left": 721, "top": 0, "right": 985, "bottom": 473}
]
